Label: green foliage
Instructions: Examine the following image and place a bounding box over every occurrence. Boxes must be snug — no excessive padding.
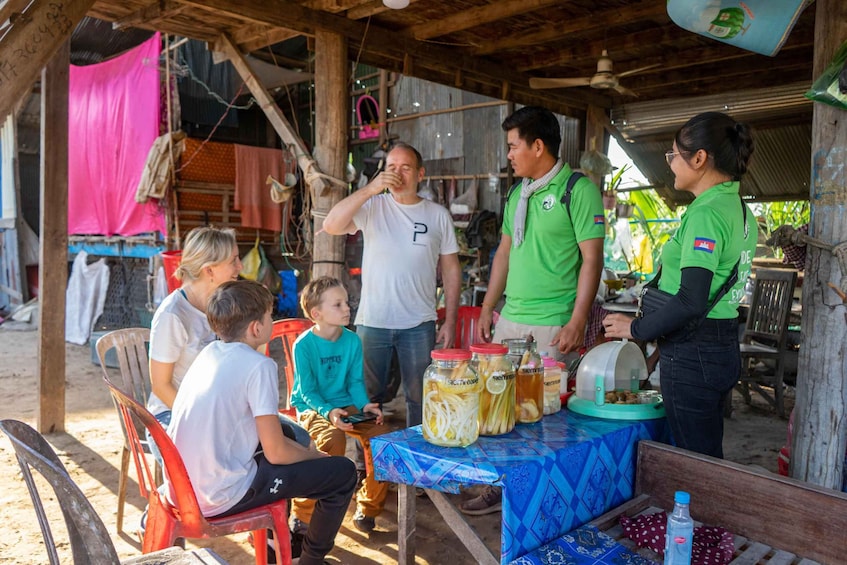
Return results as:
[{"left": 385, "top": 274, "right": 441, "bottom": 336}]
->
[{"left": 752, "top": 200, "right": 809, "bottom": 238}]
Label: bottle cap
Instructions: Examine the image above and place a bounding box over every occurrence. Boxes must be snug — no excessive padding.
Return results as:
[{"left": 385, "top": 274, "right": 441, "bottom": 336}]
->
[
  {"left": 430, "top": 349, "right": 472, "bottom": 361},
  {"left": 470, "top": 343, "right": 508, "bottom": 355},
  {"left": 542, "top": 356, "right": 558, "bottom": 368},
  {"left": 674, "top": 491, "right": 690, "bottom": 504}
]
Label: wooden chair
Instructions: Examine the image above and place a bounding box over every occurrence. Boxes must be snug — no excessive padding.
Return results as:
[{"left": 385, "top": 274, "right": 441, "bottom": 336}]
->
[
  {"left": 0, "top": 419, "right": 227, "bottom": 565},
  {"left": 96, "top": 328, "right": 159, "bottom": 532},
  {"left": 265, "top": 318, "right": 314, "bottom": 418},
  {"left": 737, "top": 268, "right": 798, "bottom": 417},
  {"left": 104, "top": 377, "right": 292, "bottom": 564}
]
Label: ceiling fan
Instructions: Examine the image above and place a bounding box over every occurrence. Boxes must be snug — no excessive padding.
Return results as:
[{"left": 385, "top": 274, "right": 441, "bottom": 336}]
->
[{"left": 529, "top": 50, "right": 659, "bottom": 96}]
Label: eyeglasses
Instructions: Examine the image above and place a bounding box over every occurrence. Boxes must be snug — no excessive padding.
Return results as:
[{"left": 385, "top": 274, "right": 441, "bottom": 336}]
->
[
  {"left": 665, "top": 151, "right": 682, "bottom": 166},
  {"left": 664, "top": 150, "right": 691, "bottom": 166}
]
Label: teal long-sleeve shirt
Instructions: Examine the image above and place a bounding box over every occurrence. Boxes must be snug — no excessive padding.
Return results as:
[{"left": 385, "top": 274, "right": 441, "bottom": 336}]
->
[{"left": 290, "top": 327, "right": 370, "bottom": 420}]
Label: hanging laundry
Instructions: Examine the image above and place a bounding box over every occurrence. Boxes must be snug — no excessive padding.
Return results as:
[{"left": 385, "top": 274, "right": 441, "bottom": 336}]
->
[{"left": 234, "top": 144, "right": 285, "bottom": 232}]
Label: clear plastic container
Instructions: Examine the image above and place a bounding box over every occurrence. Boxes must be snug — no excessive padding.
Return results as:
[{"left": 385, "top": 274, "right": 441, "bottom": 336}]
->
[
  {"left": 664, "top": 491, "right": 694, "bottom": 564},
  {"left": 470, "top": 343, "right": 515, "bottom": 436},
  {"left": 503, "top": 338, "right": 543, "bottom": 423},
  {"left": 542, "top": 356, "right": 562, "bottom": 415},
  {"left": 422, "top": 349, "right": 480, "bottom": 447}
]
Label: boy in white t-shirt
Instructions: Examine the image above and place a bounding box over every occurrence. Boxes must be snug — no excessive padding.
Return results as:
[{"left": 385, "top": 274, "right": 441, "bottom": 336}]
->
[
  {"left": 166, "top": 280, "right": 356, "bottom": 565},
  {"left": 289, "top": 276, "right": 387, "bottom": 535}
]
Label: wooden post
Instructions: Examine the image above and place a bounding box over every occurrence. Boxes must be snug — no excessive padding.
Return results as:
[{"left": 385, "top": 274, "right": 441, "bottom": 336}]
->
[
  {"left": 37, "top": 40, "right": 69, "bottom": 433},
  {"left": 311, "top": 30, "right": 348, "bottom": 280},
  {"left": 790, "top": 0, "right": 847, "bottom": 490},
  {"left": 0, "top": 0, "right": 95, "bottom": 123},
  {"left": 378, "top": 68, "right": 389, "bottom": 146},
  {"left": 583, "top": 105, "right": 608, "bottom": 188}
]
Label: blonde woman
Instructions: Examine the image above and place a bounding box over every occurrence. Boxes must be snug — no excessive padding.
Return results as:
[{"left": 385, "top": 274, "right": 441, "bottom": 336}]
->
[{"left": 148, "top": 226, "right": 242, "bottom": 428}]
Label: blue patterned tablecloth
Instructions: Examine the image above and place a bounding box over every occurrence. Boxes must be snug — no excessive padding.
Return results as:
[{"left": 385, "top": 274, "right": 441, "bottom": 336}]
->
[{"left": 371, "top": 410, "right": 669, "bottom": 564}]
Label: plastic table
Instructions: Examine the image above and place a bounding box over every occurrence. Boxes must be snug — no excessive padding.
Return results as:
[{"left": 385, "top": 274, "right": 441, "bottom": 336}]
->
[{"left": 371, "top": 409, "right": 669, "bottom": 564}]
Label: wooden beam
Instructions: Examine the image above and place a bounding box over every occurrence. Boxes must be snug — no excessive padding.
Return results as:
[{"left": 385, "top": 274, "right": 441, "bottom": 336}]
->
[
  {"left": 305, "top": 0, "right": 360, "bottom": 13},
  {"left": 311, "top": 29, "right": 348, "bottom": 281},
  {"left": 215, "top": 34, "right": 334, "bottom": 196},
  {"left": 37, "top": 39, "right": 69, "bottom": 434},
  {"left": 230, "top": 23, "right": 299, "bottom": 52},
  {"left": 348, "top": 45, "right": 604, "bottom": 116},
  {"left": 474, "top": 0, "right": 666, "bottom": 55},
  {"left": 519, "top": 24, "right": 685, "bottom": 72},
  {"left": 791, "top": 0, "right": 847, "bottom": 491},
  {"left": 112, "top": 0, "right": 186, "bottom": 30},
  {"left": 174, "top": 0, "right": 594, "bottom": 113},
  {"left": 0, "top": 0, "right": 95, "bottom": 124},
  {"left": 627, "top": 57, "right": 812, "bottom": 99},
  {"left": 345, "top": 0, "right": 393, "bottom": 20},
  {"left": 0, "top": 0, "right": 30, "bottom": 28},
  {"left": 409, "top": 0, "right": 559, "bottom": 41}
]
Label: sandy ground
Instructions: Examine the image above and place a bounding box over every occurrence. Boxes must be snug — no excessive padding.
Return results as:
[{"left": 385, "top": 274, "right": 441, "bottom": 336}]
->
[{"left": 0, "top": 325, "right": 792, "bottom": 564}]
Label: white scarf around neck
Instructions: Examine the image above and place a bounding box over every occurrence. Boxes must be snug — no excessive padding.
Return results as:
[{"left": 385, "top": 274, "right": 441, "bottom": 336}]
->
[{"left": 512, "top": 160, "right": 564, "bottom": 247}]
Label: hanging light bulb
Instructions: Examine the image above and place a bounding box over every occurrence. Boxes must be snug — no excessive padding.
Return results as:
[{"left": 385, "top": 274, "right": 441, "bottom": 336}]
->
[{"left": 383, "top": 0, "right": 409, "bottom": 9}]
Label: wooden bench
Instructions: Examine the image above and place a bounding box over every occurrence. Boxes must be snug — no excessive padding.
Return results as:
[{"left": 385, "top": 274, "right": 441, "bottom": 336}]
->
[{"left": 586, "top": 441, "right": 847, "bottom": 564}]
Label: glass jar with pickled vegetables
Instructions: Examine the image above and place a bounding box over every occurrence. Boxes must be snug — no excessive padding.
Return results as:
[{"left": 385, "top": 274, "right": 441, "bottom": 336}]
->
[
  {"left": 542, "top": 356, "right": 562, "bottom": 415},
  {"left": 422, "top": 349, "right": 480, "bottom": 447},
  {"left": 503, "top": 337, "right": 543, "bottom": 424},
  {"left": 470, "top": 343, "right": 515, "bottom": 436}
]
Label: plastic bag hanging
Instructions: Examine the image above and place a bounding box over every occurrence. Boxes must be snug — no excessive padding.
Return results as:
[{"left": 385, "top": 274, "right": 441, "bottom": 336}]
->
[{"left": 240, "top": 235, "right": 262, "bottom": 281}]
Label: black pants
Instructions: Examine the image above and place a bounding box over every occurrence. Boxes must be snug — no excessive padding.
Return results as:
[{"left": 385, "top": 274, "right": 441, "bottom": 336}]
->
[
  {"left": 658, "top": 318, "right": 740, "bottom": 458},
  {"left": 216, "top": 454, "right": 356, "bottom": 565}
]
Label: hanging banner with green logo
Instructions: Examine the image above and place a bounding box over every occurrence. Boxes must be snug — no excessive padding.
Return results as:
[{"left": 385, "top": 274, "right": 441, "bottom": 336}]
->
[{"left": 666, "top": 0, "right": 811, "bottom": 56}]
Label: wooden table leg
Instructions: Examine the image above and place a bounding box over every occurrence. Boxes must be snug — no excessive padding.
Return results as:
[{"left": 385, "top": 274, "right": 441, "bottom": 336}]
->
[
  {"left": 398, "top": 484, "right": 416, "bottom": 565},
  {"left": 425, "top": 490, "right": 499, "bottom": 565}
]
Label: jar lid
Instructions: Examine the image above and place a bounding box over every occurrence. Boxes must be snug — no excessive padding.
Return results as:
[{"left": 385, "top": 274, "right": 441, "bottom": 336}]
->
[
  {"left": 430, "top": 348, "right": 472, "bottom": 361},
  {"left": 542, "top": 356, "right": 558, "bottom": 368},
  {"left": 470, "top": 343, "right": 508, "bottom": 355}
]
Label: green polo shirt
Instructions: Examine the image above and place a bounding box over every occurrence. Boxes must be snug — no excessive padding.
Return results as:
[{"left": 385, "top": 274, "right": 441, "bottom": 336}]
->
[
  {"left": 659, "top": 181, "right": 757, "bottom": 319},
  {"left": 501, "top": 164, "right": 605, "bottom": 325}
]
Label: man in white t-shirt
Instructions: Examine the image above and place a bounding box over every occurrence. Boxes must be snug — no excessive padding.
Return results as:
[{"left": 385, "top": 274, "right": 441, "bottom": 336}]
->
[{"left": 324, "top": 142, "right": 461, "bottom": 427}]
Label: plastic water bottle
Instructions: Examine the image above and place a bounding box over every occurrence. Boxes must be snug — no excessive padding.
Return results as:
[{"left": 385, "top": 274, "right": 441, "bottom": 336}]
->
[{"left": 664, "top": 491, "right": 693, "bottom": 565}]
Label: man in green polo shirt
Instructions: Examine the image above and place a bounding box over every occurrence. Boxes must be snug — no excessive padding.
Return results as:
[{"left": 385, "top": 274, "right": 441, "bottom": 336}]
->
[{"left": 463, "top": 106, "right": 605, "bottom": 515}]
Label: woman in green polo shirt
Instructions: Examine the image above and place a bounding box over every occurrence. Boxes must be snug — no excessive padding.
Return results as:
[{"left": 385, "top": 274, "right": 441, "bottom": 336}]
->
[{"left": 603, "top": 112, "right": 756, "bottom": 458}]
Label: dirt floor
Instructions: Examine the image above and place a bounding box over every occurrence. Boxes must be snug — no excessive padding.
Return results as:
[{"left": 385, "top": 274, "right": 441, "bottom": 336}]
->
[{"left": 0, "top": 324, "right": 793, "bottom": 565}]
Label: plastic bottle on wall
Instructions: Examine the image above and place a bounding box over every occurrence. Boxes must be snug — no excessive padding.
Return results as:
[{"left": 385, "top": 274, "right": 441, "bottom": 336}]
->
[{"left": 664, "top": 491, "right": 693, "bottom": 565}]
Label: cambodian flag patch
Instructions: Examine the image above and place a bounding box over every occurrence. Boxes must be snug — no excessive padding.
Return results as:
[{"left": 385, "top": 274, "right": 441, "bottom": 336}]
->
[
  {"left": 693, "top": 237, "right": 716, "bottom": 253},
  {"left": 593, "top": 215, "right": 605, "bottom": 225}
]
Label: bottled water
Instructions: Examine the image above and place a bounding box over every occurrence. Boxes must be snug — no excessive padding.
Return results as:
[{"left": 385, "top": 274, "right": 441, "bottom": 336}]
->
[{"left": 664, "top": 490, "right": 693, "bottom": 565}]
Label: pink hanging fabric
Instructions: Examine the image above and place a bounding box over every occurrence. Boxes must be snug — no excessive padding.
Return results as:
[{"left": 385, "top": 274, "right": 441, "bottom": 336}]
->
[
  {"left": 68, "top": 33, "right": 163, "bottom": 236},
  {"left": 234, "top": 144, "right": 284, "bottom": 232}
]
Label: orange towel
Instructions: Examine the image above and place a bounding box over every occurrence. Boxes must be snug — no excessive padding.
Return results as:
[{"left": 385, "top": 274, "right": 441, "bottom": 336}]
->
[{"left": 234, "top": 144, "right": 285, "bottom": 232}]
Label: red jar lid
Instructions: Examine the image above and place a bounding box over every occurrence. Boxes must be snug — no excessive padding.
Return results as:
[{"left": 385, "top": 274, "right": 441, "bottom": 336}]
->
[
  {"left": 469, "top": 343, "right": 508, "bottom": 355},
  {"left": 430, "top": 348, "right": 472, "bottom": 361}
]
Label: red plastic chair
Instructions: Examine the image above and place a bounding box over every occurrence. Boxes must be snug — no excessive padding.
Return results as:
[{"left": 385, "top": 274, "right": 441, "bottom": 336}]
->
[
  {"left": 103, "top": 376, "right": 292, "bottom": 565},
  {"left": 436, "top": 306, "right": 497, "bottom": 349},
  {"left": 265, "top": 318, "right": 314, "bottom": 418}
]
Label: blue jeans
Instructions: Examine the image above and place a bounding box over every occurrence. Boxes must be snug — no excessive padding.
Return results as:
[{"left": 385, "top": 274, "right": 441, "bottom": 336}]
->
[
  {"left": 147, "top": 410, "right": 172, "bottom": 465},
  {"left": 357, "top": 322, "right": 435, "bottom": 427},
  {"left": 658, "top": 318, "right": 740, "bottom": 458}
]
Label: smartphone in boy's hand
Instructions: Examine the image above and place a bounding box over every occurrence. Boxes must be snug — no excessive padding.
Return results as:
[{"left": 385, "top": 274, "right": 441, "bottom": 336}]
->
[{"left": 340, "top": 412, "right": 377, "bottom": 425}]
